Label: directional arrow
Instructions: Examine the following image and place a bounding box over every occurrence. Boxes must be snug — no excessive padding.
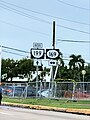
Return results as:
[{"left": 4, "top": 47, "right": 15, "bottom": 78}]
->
[{"left": 48, "top": 60, "right": 57, "bottom": 66}]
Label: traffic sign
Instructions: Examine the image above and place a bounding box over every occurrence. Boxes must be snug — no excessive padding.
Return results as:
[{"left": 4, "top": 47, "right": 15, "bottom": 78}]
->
[
  {"left": 33, "top": 42, "right": 43, "bottom": 49},
  {"left": 34, "top": 60, "right": 42, "bottom": 66},
  {"left": 48, "top": 60, "right": 57, "bottom": 66},
  {"left": 46, "top": 49, "right": 59, "bottom": 59},
  {"left": 31, "top": 48, "right": 44, "bottom": 59}
]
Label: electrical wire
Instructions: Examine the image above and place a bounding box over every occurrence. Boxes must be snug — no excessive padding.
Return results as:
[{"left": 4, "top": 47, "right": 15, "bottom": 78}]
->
[
  {"left": 0, "top": 44, "right": 89, "bottom": 64},
  {"left": 0, "top": 20, "right": 50, "bottom": 37},
  {"left": 0, "top": 3, "right": 89, "bottom": 34},
  {"left": 0, "top": 4, "right": 51, "bottom": 24},
  {"left": 57, "top": 39, "right": 90, "bottom": 43},
  {"left": 0, "top": 0, "right": 89, "bottom": 26},
  {"left": 0, "top": 45, "right": 29, "bottom": 53},
  {"left": 56, "top": 0, "right": 90, "bottom": 11},
  {"left": 57, "top": 24, "right": 90, "bottom": 34},
  {"left": 2, "top": 50, "right": 25, "bottom": 57},
  {"left": 62, "top": 57, "right": 89, "bottom": 64}
]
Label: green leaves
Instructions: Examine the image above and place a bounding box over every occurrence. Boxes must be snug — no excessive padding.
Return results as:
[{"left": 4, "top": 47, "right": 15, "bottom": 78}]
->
[{"left": 1, "top": 58, "right": 35, "bottom": 82}]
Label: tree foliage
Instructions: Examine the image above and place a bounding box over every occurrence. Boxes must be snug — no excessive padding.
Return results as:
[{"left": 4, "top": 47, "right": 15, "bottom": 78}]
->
[
  {"left": 1, "top": 58, "right": 35, "bottom": 82},
  {"left": 1, "top": 54, "right": 90, "bottom": 82}
]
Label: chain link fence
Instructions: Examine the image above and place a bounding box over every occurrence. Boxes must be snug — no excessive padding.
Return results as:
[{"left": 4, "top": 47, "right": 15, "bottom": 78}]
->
[{"left": 2, "top": 82, "right": 90, "bottom": 100}]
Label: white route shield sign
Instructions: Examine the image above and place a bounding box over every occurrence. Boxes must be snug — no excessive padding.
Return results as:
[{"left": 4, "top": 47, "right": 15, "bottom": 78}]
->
[{"left": 31, "top": 48, "right": 44, "bottom": 59}]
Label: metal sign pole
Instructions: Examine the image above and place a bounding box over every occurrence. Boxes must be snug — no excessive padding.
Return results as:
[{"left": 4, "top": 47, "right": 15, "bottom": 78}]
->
[
  {"left": 36, "top": 60, "right": 39, "bottom": 97},
  {"left": 31, "top": 42, "right": 44, "bottom": 98}
]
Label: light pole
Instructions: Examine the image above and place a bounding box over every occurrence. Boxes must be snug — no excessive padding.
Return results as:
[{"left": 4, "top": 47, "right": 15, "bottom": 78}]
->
[{"left": 81, "top": 70, "right": 86, "bottom": 93}]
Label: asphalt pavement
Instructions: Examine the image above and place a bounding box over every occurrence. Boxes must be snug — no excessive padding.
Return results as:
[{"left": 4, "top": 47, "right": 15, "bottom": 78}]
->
[
  {"left": 1, "top": 102, "right": 90, "bottom": 116},
  {"left": 0, "top": 105, "right": 90, "bottom": 120}
]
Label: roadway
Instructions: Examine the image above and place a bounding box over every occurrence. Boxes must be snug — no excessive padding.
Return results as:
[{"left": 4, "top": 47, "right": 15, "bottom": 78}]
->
[{"left": 0, "top": 105, "right": 90, "bottom": 120}]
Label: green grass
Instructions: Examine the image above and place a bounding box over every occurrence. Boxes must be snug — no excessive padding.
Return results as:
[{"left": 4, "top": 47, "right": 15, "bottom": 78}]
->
[{"left": 2, "top": 97, "right": 90, "bottom": 109}]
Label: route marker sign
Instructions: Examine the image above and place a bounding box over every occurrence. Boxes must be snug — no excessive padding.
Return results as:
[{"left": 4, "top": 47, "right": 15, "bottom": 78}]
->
[
  {"left": 33, "top": 42, "right": 43, "bottom": 49},
  {"left": 34, "top": 60, "right": 41, "bottom": 66},
  {"left": 46, "top": 49, "right": 59, "bottom": 59},
  {"left": 31, "top": 48, "right": 44, "bottom": 59},
  {"left": 48, "top": 60, "right": 57, "bottom": 66}
]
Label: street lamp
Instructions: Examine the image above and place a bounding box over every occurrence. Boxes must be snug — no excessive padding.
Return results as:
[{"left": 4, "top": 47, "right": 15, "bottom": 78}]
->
[{"left": 81, "top": 70, "right": 86, "bottom": 93}]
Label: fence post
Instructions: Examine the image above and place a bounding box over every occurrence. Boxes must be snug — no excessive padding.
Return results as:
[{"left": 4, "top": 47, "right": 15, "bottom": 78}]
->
[
  {"left": 39, "top": 81, "right": 42, "bottom": 97},
  {"left": 12, "top": 83, "right": 15, "bottom": 97},
  {"left": 72, "top": 82, "right": 76, "bottom": 100},
  {"left": 54, "top": 82, "right": 57, "bottom": 98},
  {"left": 48, "top": 82, "right": 51, "bottom": 97},
  {"left": 25, "top": 83, "right": 28, "bottom": 98}
]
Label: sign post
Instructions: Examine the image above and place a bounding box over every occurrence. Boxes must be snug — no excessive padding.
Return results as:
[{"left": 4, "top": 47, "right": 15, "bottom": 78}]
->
[
  {"left": 31, "top": 43, "right": 44, "bottom": 97},
  {"left": 36, "top": 60, "right": 39, "bottom": 97},
  {"left": 46, "top": 48, "right": 60, "bottom": 97}
]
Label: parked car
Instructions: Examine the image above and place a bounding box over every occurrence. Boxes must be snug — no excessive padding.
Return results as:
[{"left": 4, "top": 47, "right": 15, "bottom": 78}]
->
[
  {"left": 26, "top": 86, "right": 36, "bottom": 97},
  {"left": 37, "top": 89, "right": 45, "bottom": 96},
  {"left": 2, "top": 86, "right": 36, "bottom": 97},
  {"left": 2, "top": 86, "right": 13, "bottom": 96},
  {"left": 39, "top": 89, "right": 52, "bottom": 98},
  {"left": 3, "top": 86, "right": 26, "bottom": 96}
]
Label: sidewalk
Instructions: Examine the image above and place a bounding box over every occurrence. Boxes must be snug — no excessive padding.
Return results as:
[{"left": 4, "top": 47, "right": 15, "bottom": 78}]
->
[{"left": 2, "top": 102, "right": 90, "bottom": 116}]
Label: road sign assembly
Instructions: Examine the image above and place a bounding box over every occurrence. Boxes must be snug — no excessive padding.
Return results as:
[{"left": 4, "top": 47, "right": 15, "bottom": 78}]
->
[
  {"left": 48, "top": 60, "right": 57, "bottom": 66},
  {"left": 33, "top": 42, "right": 43, "bottom": 49},
  {"left": 31, "top": 48, "right": 44, "bottom": 59},
  {"left": 46, "top": 49, "right": 60, "bottom": 59}
]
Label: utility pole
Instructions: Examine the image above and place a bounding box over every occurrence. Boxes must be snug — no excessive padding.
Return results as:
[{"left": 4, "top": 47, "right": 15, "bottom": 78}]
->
[
  {"left": 52, "top": 21, "right": 55, "bottom": 49},
  {"left": 51, "top": 21, "right": 55, "bottom": 96}
]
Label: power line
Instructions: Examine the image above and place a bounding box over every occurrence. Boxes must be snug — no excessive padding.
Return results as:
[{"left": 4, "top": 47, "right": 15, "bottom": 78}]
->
[
  {"left": 0, "top": 3, "right": 89, "bottom": 35},
  {"left": 0, "top": 45, "right": 29, "bottom": 53},
  {"left": 0, "top": 0, "right": 89, "bottom": 26},
  {"left": 57, "top": 24, "right": 90, "bottom": 34},
  {"left": 0, "top": 44, "right": 89, "bottom": 64},
  {"left": 57, "top": 39, "right": 90, "bottom": 43},
  {"left": 56, "top": 0, "right": 90, "bottom": 11},
  {"left": 0, "top": 4, "right": 51, "bottom": 24},
  {"left": 62, "top": 57, "right": 90, "bottom": 64},
  {"left": 2, "top": 50, "right": 25, "bottom": 57},
  {"left": 0, "top": 20, "right": 50, "bottom": 37}
]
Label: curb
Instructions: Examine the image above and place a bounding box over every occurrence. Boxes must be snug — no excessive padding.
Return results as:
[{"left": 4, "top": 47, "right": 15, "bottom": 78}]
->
[{"left": 2, "top": 102, "right": 90, "bottom": 116}]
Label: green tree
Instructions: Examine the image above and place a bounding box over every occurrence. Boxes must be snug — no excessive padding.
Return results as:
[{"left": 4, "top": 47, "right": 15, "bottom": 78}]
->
[
  {"left": 84, "top": 63, "right": 90, "bottom": 82},
  {"left": 1, "top": 58, "right": 16, "bottom": 81},
  {"left": 1, "top": 58, "right": 35, "bottom": 82},
  {"left": 69, "top": 54, "right": 85, "bottom": 81},
  {"left": 17, "top": 58, "right": 35, "bottom": 82}
]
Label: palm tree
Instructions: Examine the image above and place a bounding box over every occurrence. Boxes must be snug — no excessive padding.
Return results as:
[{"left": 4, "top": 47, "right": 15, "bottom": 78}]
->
[
  {"left": 69, "top": 54, "right": 85, "bottom": 80},
  {"left": 69, "top": 54, "right": 85, "bottom": 70}
]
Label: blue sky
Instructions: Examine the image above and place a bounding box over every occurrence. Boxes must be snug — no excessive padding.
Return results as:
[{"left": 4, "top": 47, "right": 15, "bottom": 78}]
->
[{"left": 0, "top": 0, "right": 90, "bottom": 66}]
